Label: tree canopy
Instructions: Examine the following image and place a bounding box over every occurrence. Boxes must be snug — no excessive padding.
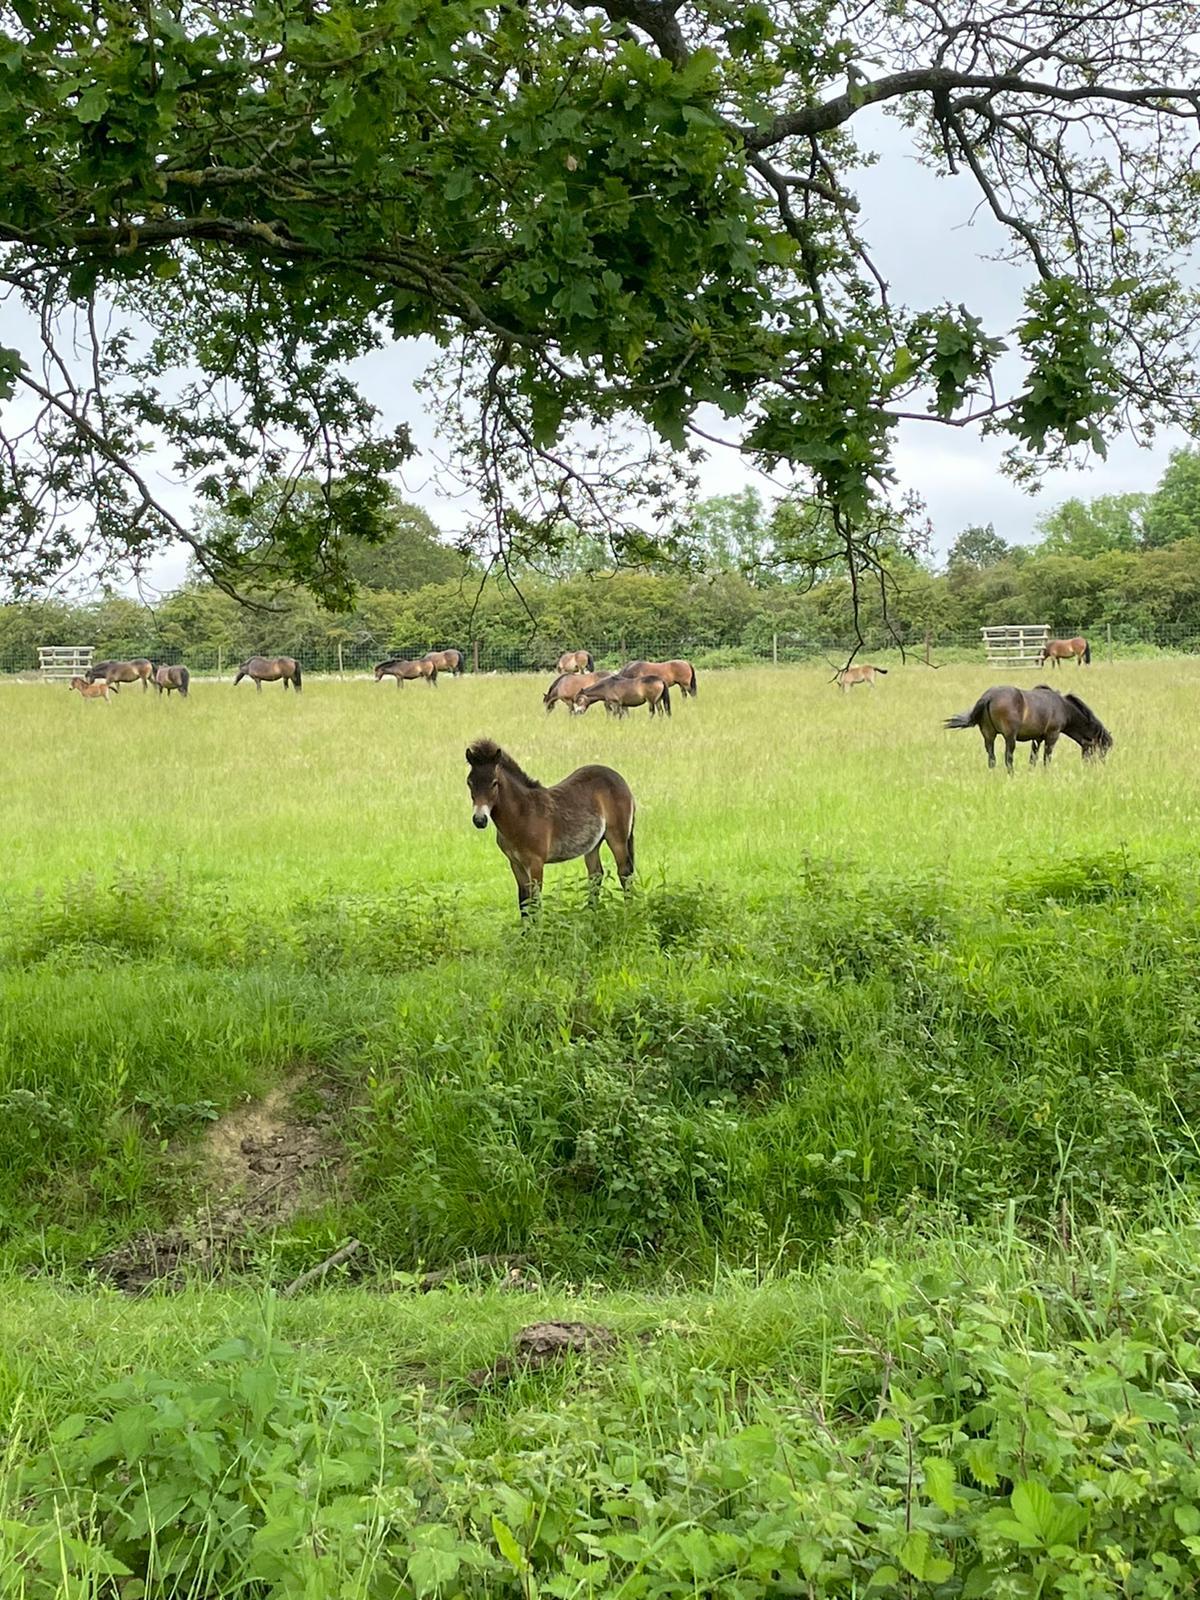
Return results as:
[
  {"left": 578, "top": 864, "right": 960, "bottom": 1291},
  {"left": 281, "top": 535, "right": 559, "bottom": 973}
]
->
[
  {"left": 3, "top": 1, "right": 1199, "bottom": 604},
  {"left": 947, "top": 523, "right": 1010, "bottom": 572}
]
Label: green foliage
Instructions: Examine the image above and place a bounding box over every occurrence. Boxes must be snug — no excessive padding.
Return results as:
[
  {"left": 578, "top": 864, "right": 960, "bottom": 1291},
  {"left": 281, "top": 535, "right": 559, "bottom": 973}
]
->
[
  {"left": 2, "top": 3, "right": 1199, "bottom": 594},
  {"left": 948, "top": 522, "right": 1010, "bottom": 571},
  {"left": 1141, "top": 447, "right": 1200, "bottom": 550},
  {"left": 9, "top": 1244, "right": 1200, "bottom": 1598}
]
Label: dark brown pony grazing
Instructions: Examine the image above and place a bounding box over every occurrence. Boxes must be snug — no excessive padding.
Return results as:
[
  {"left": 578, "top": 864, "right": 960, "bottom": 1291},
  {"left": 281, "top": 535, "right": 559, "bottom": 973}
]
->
[
  {"left": 574, "top": 674, "right": 670, "bottom": 718},
  {"left": 87, "top": 658, "right": 153, "bottom": 692},
  {"left": 374, "top": 657, "right": 437, "bottom": 687},
  {"left": 466, "top": 739, "right": 636, "bottom": 915},
  {"left": 423, "top": 648, "right": 465, "bottom": 676},
  {"left": 618, "top": 659, "right": 696, "bottom": 698},
  {"left": 234, "top": 655, "right": 302, "bottom": 692},
  {"left": 69, "top": 675, "right": 112, "bottom": 701},
  {"left": 1038, "top": 636, "right": 1091, "bottom": 667},
  {"left": 945, "top": 684, "right": 1112, "bottom": 772},
  {"left": 557, "top": 649, "right": 594, "bottom": 674},
  {"left": 153, "top": 664, "right": 190, "bottom": 697},
  {"left": 543, "top": 670, "right": 611, "bottom": 713}
]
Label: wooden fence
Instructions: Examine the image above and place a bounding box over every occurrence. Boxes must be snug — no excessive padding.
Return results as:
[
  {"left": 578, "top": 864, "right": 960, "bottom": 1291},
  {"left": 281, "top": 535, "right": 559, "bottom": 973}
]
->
[
  {"left": 980, "top": 625, "right": 1049, "bottom": 669},
  {"left": 38, "top": 645, "right": 94, "bottom": 681}
]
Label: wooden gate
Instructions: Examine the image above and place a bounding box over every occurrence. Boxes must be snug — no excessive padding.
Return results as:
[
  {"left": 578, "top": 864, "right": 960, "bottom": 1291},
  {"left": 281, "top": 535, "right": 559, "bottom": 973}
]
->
[
  {"left": 980, "top": 625, "right": 1049, "bottom": 669},
  {"left": 39, "top": 645, "right": 94, "bottom": 681}
]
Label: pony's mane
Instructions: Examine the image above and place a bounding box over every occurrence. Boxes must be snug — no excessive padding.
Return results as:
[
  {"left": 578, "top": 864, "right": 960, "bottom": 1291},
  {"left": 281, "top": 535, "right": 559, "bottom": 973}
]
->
[
  {"left": 544, "top": 673, "right": 567, "bottom": 697},
  {"left": 466, "top": 740, "right": 541, "bottom": 788},
  {"left": 1063, "top": 692, "right": 1100, "bottom": 727}
]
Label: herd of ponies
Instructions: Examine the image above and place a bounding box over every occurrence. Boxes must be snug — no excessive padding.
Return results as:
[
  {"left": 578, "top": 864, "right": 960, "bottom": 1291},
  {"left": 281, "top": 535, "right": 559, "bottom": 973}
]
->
[{"left": 63, "top": 636, "right": 1112, "bottom": 916}]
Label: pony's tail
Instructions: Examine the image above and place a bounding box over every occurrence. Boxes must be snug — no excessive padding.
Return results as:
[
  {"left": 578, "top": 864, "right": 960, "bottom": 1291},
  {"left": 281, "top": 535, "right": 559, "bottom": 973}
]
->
[
  {"left": 875, "top": 668, "right": 888, "bottom": 676},
  {"left": 1084, "top": 640, "right": 1091, "bottom": 664},
  {"left": 293, "top": 661, "right": 303, "bottom": 692},
  {"left": 626, "top": 815, "right": 636, "bottom": 877},
  {"left": 585, "top": 651, "right": 594, "bottom": 671},
  {"left": 456, "top": 651, "right": 465, "bottom": 675},
  {"left": 661, "top": 684, "right": 671, "bottom": 716},
  {"left": 179, "top": 666, "right": 190, "bottom": 697},
  {"left": 233, "top": 664, "right": 245, "bottom": 686},
  {"left": 944, "top": 695, "right": 986, "bottom": 730},
  {"left": 688, "top": 663, "right": 697, "bottom": 695}
]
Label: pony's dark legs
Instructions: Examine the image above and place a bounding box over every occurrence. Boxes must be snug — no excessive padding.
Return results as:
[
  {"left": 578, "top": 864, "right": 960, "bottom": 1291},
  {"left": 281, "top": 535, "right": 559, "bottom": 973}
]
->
[
  {"left": 584, "top": 846, "right": 604, "bottom": 905},
  {"left": 1029, "top": 741, "right": 1040, "bottom": 766},
  {"left": 255, "top": 677, "right": 263, "bottom": 693},
  {"left": 1043, "top": 733, "right": 1060, "bottom": 764},
  {"left": 983, "top": 733, "right": 997, "bottom": 769},
  {"left": 1004, "top": 736, "right": 1016, "bottom": 773}
]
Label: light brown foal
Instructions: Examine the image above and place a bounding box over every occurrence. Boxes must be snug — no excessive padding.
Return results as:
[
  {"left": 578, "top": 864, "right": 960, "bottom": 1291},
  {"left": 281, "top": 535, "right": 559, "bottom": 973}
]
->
[
  {"left": 837, "top": 664, "right": 888, "bottom": 691},
  {"left": 69, "top": 676, "right": 112, "bottom": 701}
]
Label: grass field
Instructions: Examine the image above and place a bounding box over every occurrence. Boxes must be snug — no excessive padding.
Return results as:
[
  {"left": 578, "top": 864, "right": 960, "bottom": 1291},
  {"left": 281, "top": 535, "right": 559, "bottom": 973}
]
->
[
  {"left": 5, "top": 662, "right": 1200, "bottom": 1597},
  {"left": 6, "top": 659, "right": 1200, "bottom": 901}
]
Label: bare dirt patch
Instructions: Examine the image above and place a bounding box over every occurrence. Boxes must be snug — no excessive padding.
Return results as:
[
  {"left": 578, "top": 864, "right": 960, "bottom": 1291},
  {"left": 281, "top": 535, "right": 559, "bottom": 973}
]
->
[{"left": 87, "top": 1078, "right": 346, "bottom": 1292}]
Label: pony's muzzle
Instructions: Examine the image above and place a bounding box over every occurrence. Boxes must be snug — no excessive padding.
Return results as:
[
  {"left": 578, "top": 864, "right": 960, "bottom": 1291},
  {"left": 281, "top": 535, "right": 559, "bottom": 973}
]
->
[{"left": 472, "top": 808, "right": 490, "bottom": 829}]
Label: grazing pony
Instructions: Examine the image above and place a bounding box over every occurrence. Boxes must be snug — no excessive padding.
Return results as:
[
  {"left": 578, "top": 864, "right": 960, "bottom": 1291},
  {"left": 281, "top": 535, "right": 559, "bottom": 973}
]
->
[
  {"left": 1038, "top": 636, "right": 1091, "bottom": 668},
  {"left": 423, "top": 648, "right": 465, "bottom": 676},
  {"left": 87, "top": 659, "right": 153, "bottom": 693},
  {"left": 837, "top": 664, "right": 888, "bottom": 691},
  {"left": 543, "top": 670, "right": 611, "bottom": 713},
  {"left": 153, "top": 664, "right": 190, "bottom": 697},
  {"left": 945, "top": 684, "right": 1112, "bottom": 772},
  {"left": 69, "top": 675, "right": 112, "bottom": 702},
  {"left": 374, "top": 657, "right": 437, "bottom": 687},
  {"left": 618, "top": 658, "right": 696, "bottom": 698},
  {"left": 574, "top": 675, "right": 670, "bottom": 718},
  {"left": 557, "top": 649, "right": 595, "bottom": 674},
  {"left": 466, "top": 738, "right": 636, "bottom": 915},
  {"left": 234, "top": 655, "right": 302, "bottom": 692}
]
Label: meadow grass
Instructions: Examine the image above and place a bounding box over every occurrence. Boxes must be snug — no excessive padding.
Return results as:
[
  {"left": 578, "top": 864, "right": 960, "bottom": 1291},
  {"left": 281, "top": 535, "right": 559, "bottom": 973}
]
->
[
  {"left": 5, "top": 664, "right": 1200, "bottom": 1596},
  {"left": 5, "top": 659, "right": 1200, "bottom": 906}
]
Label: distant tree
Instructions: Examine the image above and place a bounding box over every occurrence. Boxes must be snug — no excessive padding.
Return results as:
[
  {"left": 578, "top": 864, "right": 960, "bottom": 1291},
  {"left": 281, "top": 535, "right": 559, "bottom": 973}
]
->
[
  {"left": 1142, "top": 449, "right": 1200, "bottom": 549},
  {"left": 193, "top": 482, "right": 463, "bottom": 603},
  {"left": 686, "top": 490, "right": 771, "bottom": 577},
  {"left": 1035, "top": 494, "right": 1146, "bottom": 557},
  {"left": 345, "top": 499, "right": 467, "bottom": 592},
  {"left": 947, "top": 524, "right": 1010, "bottom": 571}
]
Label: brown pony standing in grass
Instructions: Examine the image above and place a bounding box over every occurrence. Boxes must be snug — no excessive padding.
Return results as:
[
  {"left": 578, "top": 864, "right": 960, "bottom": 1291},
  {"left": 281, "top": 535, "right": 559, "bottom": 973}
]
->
[
  {"left": 543, "top": 670, "right": 610, "bottom": 712},
  {"left": 1038, "top": 636, "right": 1091, "bottom": 667},
  {"left": 234, "top": 655, "right": 302, "bottom": 692},
  {"left": 574, "top": 675, "right": 670, "bottom": 718},
  {"left": 557, "top": 649, "right": 594, "bottom": 674},
  {"left": 87, "top": 658, "right": 153, "bottom": 692},
  {"left": 466, "top": 739, "right": 635, "bottom": 915},
  {"left": 423, "top": 649, "right": 465, "bottom": 675},
  {"left": 837, "top": 664, "right": 888, "bottom": 691},
  {"left": 374, "top": 657, "right": 437, "bottom": 687},
  {"left": 153, "top": 664, "right": 190, "bottom": 697},
  {"left": 618, "top": 658, "right": 696, "bottom": 697},
  {"left": 69, "top": 675, "right": 112, "bottom": 702},
  {"left": 945, "top": 684, "right": 1112, "bottom": 771}
]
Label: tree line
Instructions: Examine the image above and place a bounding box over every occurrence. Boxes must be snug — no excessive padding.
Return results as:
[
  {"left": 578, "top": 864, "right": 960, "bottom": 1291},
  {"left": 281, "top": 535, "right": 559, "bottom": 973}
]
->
[{"left": 2, "top": 451, "right": 1199, "bottom": 670}]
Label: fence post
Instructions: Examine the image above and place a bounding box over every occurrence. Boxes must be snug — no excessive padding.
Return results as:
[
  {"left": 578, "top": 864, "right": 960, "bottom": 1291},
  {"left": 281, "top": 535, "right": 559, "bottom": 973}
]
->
[
  {"left": 217, "top": 645, "right": 223, "bottom": 681},
  {"left": 473, "top": 639, "right": 480, "bottom": 674},
  {"left": 924, "top": 627, "right": 931, "bottom": 667},
  {"left": 772, "top": 633, "right": 778, "bottom": 666},
  {"left": 337, "top": 640, "right": 344, "bottom": 679},
  {"left": 1106, "top": 623, "right": 1113, "bottom": 665}
]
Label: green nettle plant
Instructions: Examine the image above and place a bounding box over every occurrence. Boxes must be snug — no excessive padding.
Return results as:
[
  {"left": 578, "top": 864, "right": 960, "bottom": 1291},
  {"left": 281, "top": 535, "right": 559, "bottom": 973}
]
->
[{"left": 1, "top": 2, "right": 1198, "bottom": 605}]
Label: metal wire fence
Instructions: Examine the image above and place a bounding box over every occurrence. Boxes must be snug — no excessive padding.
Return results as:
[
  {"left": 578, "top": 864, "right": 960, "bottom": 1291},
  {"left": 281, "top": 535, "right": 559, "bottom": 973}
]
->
[{"left": 4, "top": 624, "right": 1200, "bottom": 679}]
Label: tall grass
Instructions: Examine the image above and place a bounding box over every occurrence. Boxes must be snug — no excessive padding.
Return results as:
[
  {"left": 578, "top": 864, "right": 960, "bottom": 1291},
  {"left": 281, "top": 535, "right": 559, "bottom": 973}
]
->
[{"left": 5, "top": 665, "right": 1200, "bottom": 1595}]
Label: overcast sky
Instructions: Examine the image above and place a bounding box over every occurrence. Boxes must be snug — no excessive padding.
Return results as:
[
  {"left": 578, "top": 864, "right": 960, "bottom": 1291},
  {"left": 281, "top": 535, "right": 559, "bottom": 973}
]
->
[{"left": 8, "top": 105, "right": 1189, "bottom": 600}]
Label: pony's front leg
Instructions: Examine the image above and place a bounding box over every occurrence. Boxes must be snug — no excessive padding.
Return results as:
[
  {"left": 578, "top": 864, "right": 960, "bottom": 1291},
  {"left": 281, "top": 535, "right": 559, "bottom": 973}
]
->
[
  {"left": 1043, "top": 735, "right": 1059, "bottom": 765},
  {"left": 255, "top": 678, "right": 263, "bottom": 694}
]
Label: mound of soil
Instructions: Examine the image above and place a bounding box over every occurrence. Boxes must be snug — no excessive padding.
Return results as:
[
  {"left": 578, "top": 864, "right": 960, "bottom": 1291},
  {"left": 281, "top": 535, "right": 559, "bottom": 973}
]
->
[{"left": 87, "top": 1079, "right": 345, "bottom": 1292}]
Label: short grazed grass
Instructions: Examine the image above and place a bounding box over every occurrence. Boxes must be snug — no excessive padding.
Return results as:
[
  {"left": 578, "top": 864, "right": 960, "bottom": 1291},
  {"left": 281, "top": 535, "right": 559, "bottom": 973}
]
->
[{"left": 4, "top": 663, "right": 1200, "bottom": 1596}]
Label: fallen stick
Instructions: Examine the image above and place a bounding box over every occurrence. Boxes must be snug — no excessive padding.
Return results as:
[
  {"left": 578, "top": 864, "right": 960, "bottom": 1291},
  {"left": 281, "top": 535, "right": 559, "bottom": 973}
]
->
[
  {"left": 417, "top": 1252, "right": 528, "bottom": 1292},
  {"left": 280, "top": 1238, "right": 362, "bottom": 1298}
]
